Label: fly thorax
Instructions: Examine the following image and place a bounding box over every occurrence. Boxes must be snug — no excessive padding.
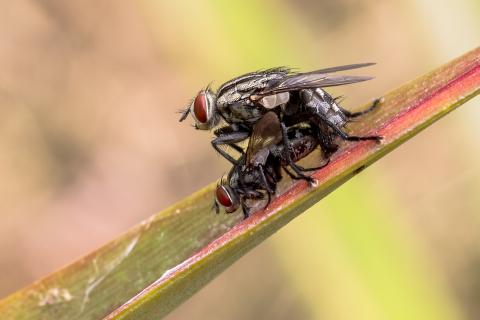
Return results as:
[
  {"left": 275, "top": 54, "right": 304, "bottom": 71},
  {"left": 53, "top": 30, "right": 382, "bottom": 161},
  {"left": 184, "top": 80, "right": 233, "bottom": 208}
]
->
[
  {"left": 230, "top": 171, "right": 240, "bottom": 189},
  {"left": 300, "top": 89, "right": 314, "bottom": 104},
  {"left": 230, "top": 104, "right": 262, "bottom": 123},
  {"left": 217, "top": 90, "right": 241, "bottom": 108},
  {"left": 270, "top": 147, "right": 282, "bottom": 158},
  {"left": 282, "top": 102, "right": 297, "bottom": 116},
  {"left": 241, "top": 167, "right": 258, "bottom": 186},
  {"left": 243, "top": 173, "right": 255, "bottom": 185}
]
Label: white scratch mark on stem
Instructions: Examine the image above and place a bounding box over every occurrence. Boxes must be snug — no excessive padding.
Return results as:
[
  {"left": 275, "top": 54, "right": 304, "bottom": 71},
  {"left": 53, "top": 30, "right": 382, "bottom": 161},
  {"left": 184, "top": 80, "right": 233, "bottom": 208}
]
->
[
  {"left": 115, "top": 256, "right": 196, "bottom": 311},
  {"left": 80, "top": 235, "right": 139, "bottom": 312},
  {"left": 140, "top": 214, "right": 156, "bottom": 230},
  {"left": 156, "top": 257, "right": 193, "bottom": 284},
  {"left": 35, "top": 287, "right": 73, "bottom": 306}
]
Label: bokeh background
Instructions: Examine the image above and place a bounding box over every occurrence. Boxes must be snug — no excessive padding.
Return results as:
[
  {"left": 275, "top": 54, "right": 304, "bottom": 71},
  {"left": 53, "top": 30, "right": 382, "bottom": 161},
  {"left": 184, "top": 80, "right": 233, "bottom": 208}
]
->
[{"left": 0, "top": 1, "right": 479, "bottom": 319}]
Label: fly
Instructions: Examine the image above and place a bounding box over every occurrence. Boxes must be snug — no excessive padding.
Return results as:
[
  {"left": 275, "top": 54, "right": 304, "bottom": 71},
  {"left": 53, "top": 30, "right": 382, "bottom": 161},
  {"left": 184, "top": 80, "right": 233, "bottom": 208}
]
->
[{"left": 179, "top": 63, "right": 382, "bottom": 164}]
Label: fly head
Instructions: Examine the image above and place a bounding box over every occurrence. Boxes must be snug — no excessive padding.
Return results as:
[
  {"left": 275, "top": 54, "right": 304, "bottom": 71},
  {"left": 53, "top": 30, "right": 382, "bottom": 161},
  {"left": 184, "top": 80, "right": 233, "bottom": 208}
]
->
[
  {"left": 180, "top": 88, "right": 219, "bottom": 130},
  {"left": 215, "top": 184, "right": 239, "bottom": 213}
]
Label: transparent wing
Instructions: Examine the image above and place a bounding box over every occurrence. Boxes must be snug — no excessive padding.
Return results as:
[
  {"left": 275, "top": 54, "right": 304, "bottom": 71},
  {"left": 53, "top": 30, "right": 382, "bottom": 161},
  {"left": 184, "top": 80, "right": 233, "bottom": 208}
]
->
[
  {"left": 259, "top": 74, "right": 373, "bottom": 96},
  {"left": 246, "top": 112, "right": 283, "bottom": 166},
  {"left": 304, "top": 62, "right": 375, "bottom": 74},
  {"left": 257, "top": 63, "right": 375, "bottom": 96}
]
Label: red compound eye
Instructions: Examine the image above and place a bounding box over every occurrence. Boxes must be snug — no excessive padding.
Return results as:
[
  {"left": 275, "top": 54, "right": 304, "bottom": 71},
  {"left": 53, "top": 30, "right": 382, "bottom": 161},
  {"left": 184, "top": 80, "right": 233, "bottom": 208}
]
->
[
  {"left": 193, "top": 93, "right": 208, "bottom": 123},
  {"left": 216, "top": 185, "right": 233, "bottom": 208}
]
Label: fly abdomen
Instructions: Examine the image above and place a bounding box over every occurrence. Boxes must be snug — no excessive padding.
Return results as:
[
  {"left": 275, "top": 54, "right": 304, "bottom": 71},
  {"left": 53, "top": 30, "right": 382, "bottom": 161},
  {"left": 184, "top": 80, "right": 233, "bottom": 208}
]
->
[
  {"left": 300, "top": 88, "right": 347, "bottom": 127},
  {"left": 290, "top": 136, "right": 317, "bottom": 162}
]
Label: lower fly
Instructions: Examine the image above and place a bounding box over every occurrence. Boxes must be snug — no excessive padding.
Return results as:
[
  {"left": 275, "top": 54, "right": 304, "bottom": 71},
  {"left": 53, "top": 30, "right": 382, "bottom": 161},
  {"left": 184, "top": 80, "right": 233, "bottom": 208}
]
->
[{"left": 214, "top": 112, "right": 329, "bottom": 218}]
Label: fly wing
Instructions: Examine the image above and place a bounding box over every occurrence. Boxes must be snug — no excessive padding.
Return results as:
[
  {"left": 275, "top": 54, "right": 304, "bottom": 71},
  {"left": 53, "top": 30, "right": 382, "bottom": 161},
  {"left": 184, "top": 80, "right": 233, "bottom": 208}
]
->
[
  {"left": 256, "top": 63, "right": 375, "bottom": 97},
  {"left": 246, "top": 112, "right": 283, "bottom": 166},
  {"left": 304, "top": 62, "right": 375, "bottom": 74},
  {"left": 258, "top": 74, "right": 373, "bottom": 96}
]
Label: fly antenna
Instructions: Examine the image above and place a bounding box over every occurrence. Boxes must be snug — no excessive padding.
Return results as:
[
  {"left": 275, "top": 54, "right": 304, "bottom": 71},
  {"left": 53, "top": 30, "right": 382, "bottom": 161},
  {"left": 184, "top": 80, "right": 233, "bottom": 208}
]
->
[{"left": 178, "top": 107, "right": 190, "bottom": 122}]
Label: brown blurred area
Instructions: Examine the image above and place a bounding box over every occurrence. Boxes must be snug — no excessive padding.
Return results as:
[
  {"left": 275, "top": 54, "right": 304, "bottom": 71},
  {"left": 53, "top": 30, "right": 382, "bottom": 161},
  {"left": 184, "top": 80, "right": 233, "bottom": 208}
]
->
[
  {"left": 0, "top": 1, "right": 479, "bottom": 319},
  {"left": 0, "top": 1, "right": 227, "bottom": 295}
]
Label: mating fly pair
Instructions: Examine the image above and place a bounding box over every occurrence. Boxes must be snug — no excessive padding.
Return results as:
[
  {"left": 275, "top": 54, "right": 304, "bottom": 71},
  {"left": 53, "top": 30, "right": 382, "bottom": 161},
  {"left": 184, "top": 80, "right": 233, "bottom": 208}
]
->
[
  {"left": 180, "top": 63, "right": 382, "bottom": 217},
  {"left": 214, "top": 112, "right": 330, "bottom": 218}
]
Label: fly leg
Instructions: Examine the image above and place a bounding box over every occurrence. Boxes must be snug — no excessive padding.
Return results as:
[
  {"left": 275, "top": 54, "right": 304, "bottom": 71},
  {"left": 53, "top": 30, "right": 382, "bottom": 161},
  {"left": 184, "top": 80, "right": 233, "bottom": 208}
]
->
[
  {"left": 212, "top": 130, "right": 250, "bottom": 164},
  {"left": 258, "top": 165, "right": 275, "bottom": 194},
  {"left": 263, "top": 192, "right": 271, "bottom": 210},
  {"left": 338, "top": 97, "right": 382, "bottom": 118},
  {"left": 289, "top": 162, "right": 317, "bottom": 184},
  {"left": 282, "top": 164, "right": 317, "bottom": 187},
  {"left": 212, "top": 200, "right": 220, "bottom": 214},
  {"left": 279, "top": 123, "right": 316, "bottom": 185},
  {"left": 239, "top": 191, "right": 260, "bottom": 219},
  {"left": 313, "top": 121, "right": 339, "bottom": 158},
  {"left": 241, "top": 201, "right": 251, "bottom": 219},
  {"left": 312, "top": 114, "right": 382, "bottom": 142},
  {"left": 282, "top": 165, "right": 302, "bottom": 179},
  {"left": 295, "top": 158, "right": 331, "bottom": 172},
  {"left": 240, "top": 183, "right": 271, "bottom": 218}
]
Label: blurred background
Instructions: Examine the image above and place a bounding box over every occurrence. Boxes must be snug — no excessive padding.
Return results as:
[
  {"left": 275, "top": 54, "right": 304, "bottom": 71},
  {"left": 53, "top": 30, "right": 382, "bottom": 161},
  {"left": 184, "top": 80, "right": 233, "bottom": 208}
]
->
[{"left": 0, "top": 1, "right": 479, "bottom": 319}]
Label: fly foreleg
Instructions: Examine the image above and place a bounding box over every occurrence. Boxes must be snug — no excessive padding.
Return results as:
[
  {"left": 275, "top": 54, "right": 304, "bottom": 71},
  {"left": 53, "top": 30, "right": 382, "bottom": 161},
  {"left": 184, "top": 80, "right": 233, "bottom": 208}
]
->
[
  {"left": 211, "top": 130, "right": 250, "bottom": 164},
  {"left": 212, "top": 200, "right": 220, "bottom": 214}
]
